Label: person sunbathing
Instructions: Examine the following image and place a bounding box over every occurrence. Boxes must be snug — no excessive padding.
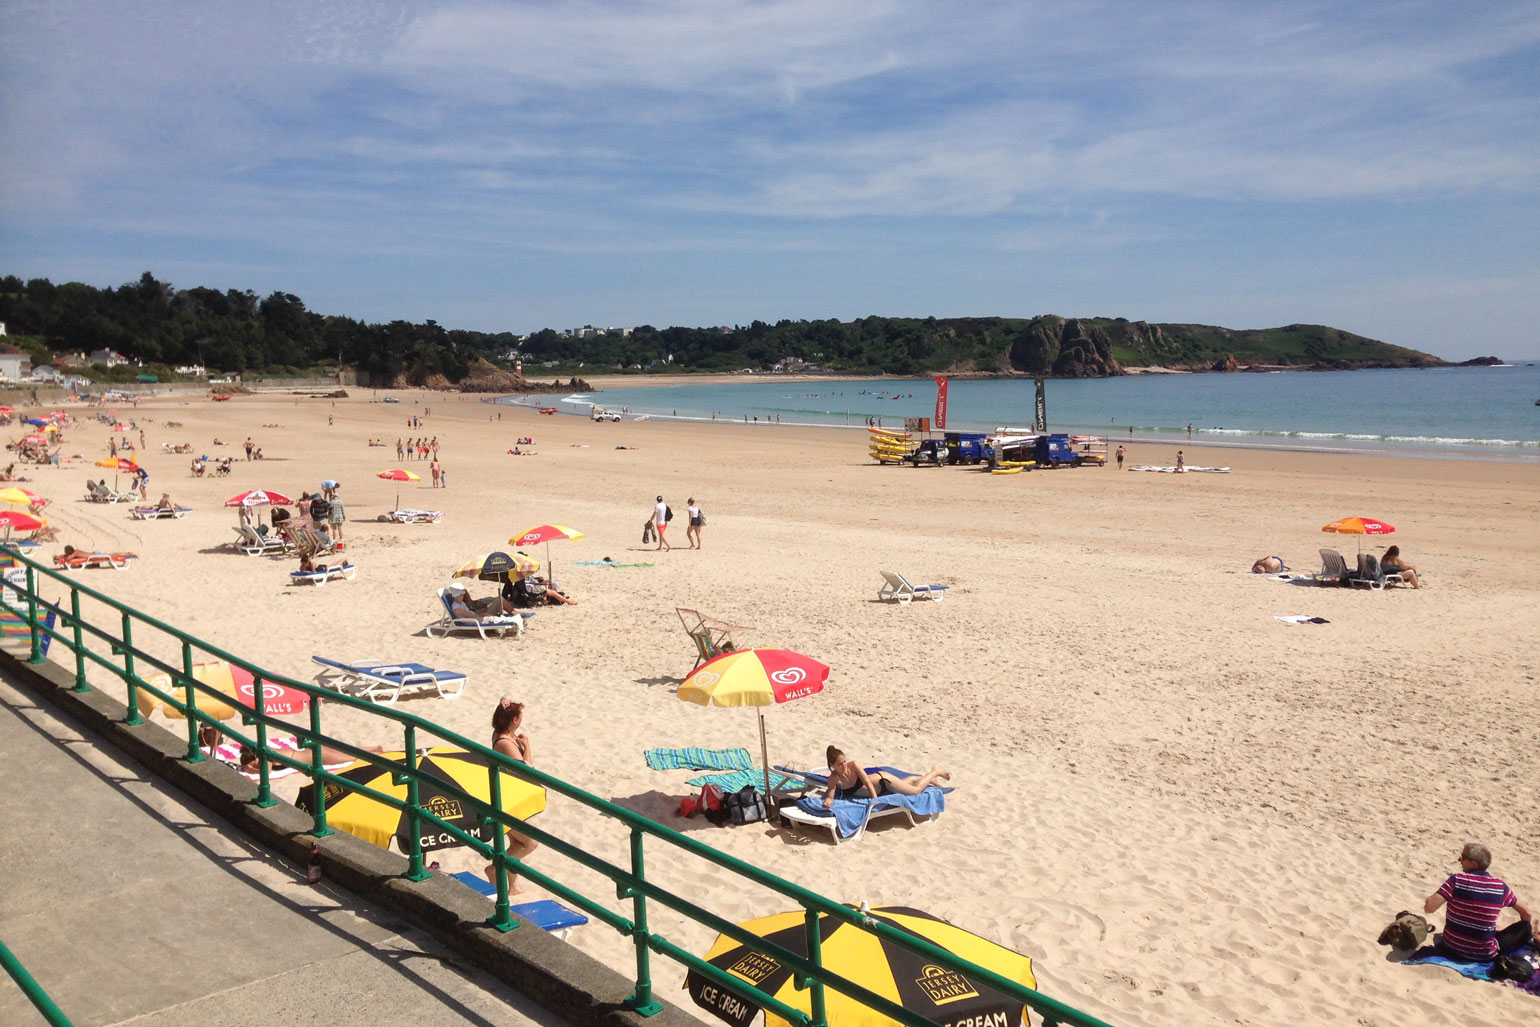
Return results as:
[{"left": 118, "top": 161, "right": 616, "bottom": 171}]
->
[
  {"left": 1251, "top": 556, "right": 1287, "bottom": 573},
  {"left": 1380, "top": 545, "right": 1422, "bottom": 588},
  {"left": 156, "top": 493, "right": 176, "bottom": 511},
  {"left": 820, "top": 746, "right": 950, "bottom": 809},
  {"left": 448, "top": 588, "right": 514, "bottom": 620},
  {"left": 503, "top": 575, "right": 576, "bottom": 606}
]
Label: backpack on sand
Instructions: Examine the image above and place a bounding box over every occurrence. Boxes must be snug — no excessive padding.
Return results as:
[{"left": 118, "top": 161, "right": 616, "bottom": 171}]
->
[
  {"left": 1376, "top": 911, "right": 1431, "bottom": 950},
  {"left": 726, "top": 785, "right": 767, "bottom": 825}
]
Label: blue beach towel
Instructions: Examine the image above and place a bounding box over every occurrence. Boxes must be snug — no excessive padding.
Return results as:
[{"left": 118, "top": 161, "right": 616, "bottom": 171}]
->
[
  {"left": 645, "top": 747, "right": 754, "bottom": 772},
  {"left": 794, "top": 788, "right": 948, "bottom": 839},
  {"left": 1404, "top": 942, "right": 1540, "bottom": 992},
  {"left": 774, "top": 764, "right": 957, "bottom": 795}
]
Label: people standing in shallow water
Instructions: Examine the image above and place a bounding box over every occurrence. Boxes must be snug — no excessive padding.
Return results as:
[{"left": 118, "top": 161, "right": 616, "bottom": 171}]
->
[{"left": 820, "top": 746, "right": 950, "bottom": 809}]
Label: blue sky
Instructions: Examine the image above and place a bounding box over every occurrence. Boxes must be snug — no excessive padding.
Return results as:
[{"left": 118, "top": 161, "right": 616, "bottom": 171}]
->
[{"left": 3, "top": 1, "right": 1538, "bottom": 360}]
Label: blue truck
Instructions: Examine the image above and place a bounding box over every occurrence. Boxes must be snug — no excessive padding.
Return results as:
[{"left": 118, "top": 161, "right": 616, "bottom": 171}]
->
[
  {"left": 1033, "top": 434, "right": 1082, "bottom": 467},
  {"left": 944, "top": 432, "right": 989, "bottom": 465}
]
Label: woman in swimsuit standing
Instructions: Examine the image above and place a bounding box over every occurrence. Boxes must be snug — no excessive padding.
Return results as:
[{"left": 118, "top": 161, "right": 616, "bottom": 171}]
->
[
  {"left": 821, "top": 746, "right": 950, "bottom": 809},
  {"left": 485, "top": 698, "right": 540, "bottom": 892}
]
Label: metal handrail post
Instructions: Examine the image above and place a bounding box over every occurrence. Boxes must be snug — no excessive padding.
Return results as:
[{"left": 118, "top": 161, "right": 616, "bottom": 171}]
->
[
  {"left": 68, "top": 590, "right": 87, "bottom": 691},
  {"left": 402, "top": 726, "right": 429, "bottom": 882},
  {"left": 179, "top": 643, "right": 205, "bottom": 763},
  {"left": 804, "top": 909, "right": 828, "bottom": 1027},
  {"left": 25, "top": 565, "right": 42, "bottom": 663},
  {"left": 485, "top": 768, "right": 516, "bottom": 932},
  {"left": 119, "top": 613, "right": 143, "bottom": 725},
  {"left": 624, "top": 827, "right": 663, "bottom": 1016},
  {"left": 306, "top": 700, "right": 334, "bottom": 837},
  {"left": 250, "top": 675, "right": 275, "bottom": 807},
  {"left": 0, "top": 937, "right": 73, "bottom": 1027}
]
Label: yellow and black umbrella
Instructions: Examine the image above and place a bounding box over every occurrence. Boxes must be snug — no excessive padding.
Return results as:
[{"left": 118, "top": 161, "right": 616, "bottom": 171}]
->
[
  {"left": 296, "top": 746, "right": 546, "bottom": 853},
  {"left": 687, "top": 904, "right": 1035, "bottom": 1027}
]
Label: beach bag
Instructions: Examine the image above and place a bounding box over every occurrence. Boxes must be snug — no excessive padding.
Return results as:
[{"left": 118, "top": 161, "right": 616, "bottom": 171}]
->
[
  {"left": 665, "top": 505, "right": 674, "bottom": 522},
  {"left": 1494, "top": 951, "right": 1539, "bottom": 983},
  {"left": 699, "top": 783, "right": 729, "bottom": 825},
  {"left": 1376, "top": 911, "right": 1431, "bottom": 950},
  {"left": 727, "top": 785, "right": 766, "bottom": 825},
  {"left": 698, "top": 511, "right": 707, "bottom": 526}
]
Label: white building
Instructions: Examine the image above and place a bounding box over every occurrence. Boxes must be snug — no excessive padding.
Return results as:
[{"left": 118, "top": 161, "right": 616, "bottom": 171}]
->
[
  {"left": 0, "top": 345, "right": 31, "bottom": 381},
  {"left": 88, "top": 348, "right": 129, "bottom": 366}
]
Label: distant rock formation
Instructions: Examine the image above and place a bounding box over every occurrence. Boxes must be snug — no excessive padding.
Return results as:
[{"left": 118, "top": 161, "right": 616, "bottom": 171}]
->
[
  {"left": 1211, "top": 354, "right": 1240, "bottom": 372},
  {"left": 1456, "top": 355, "right": 1504, "bottom": 366},
  {"left": 454, "top": 358, "right": 590, "bottom": 393}
]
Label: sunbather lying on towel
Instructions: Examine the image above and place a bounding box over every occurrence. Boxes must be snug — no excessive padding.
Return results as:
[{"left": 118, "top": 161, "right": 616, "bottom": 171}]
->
[
  {"left": 821, "top": 746, "right": 950, "bottom": 809},
  {"left": 298, "top": 554, "right": 354, "bottom": 574},
  {"left": 1251, "top": 556, "right": 1287, "bottom": 573}
]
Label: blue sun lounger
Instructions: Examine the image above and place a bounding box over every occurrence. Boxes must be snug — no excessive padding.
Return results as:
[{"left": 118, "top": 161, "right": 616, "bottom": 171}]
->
[
  {"left": 772, "top": 765, "right": 951, "bottom": 843},
  {"left": 311, "top": 655, "right": 467, "bottom": 705},
  {"left": 449, "top": 872, "right": 589, "bottom": 939}
]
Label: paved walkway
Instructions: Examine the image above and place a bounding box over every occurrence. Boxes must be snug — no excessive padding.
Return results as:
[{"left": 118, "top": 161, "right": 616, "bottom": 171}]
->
[{"left": 0, "top": 675, "right": 570, "bottom": 1027}]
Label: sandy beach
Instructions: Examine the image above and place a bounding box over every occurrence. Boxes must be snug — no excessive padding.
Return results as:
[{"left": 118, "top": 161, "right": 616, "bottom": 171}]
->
[{"left": 25, "top": 388, "right": 1540, "bottom": 1027}]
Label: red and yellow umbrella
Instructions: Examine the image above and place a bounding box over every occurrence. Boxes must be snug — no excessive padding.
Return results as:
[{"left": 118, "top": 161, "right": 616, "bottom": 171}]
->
[
  {"left": 679, "top": 648, "right": 829, "bottom": 797},
  {"left": 136, "top": 661, "right": 311, "bottom": 720},
  {"left": 0, "top": 511, "right": 44, "bottom": 539},
  {"left": 509, "top": 524, "right": 583, "bottom": 591},
  {"left": 1323, "top": 516, "right": 1395, "bottom": 553},
  {"left": 377, "top": 468, "right": 421, "bottom": 510},
  {"left": 0, "top": 487, "right": 47, "bottom": 509},
  {"left": 95, "top": 457, "right": 140, "bottom": 471}
]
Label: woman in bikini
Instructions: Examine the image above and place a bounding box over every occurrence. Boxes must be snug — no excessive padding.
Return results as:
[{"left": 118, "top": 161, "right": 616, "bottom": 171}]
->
[
  {"left": 1380, "top": 545, "right": 1422, "bottom": 588},
  {"left": 820, "top": 746, "right": 950, "bottom": 809},
  {"left": 485, "top": 698, "right": 539, "bottom": 892}
]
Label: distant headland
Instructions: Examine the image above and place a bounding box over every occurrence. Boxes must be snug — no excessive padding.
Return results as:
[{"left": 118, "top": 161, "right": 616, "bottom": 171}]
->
[{"left": 0, "top": 272, "right": 1489, "bottom": 388}]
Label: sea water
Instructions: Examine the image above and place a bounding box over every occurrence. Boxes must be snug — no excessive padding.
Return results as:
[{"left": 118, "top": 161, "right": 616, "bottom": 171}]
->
[{"left": 502, "top": 364, "right": 1540, "bottom": 461}]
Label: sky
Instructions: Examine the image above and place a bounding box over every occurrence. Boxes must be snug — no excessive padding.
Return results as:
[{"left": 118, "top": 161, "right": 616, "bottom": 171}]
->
[{"left": 3, "top": 1, "right": 1538, "bottom": 361}]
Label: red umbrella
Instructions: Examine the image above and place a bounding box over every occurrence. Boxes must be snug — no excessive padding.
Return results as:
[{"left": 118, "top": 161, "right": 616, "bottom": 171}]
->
[
  {"left": 20, "top": 434, "right": 46, "bottom": 446},
  {"left": 225, "top": 490, "right": 294, "bottom": 507},
  {"left": 0, "top": 510, "right": 45, "bottom": 540},
  {"left": 96, "top": 457, "right": 140, "bottom": 471},
  {"left": 1322, "top": 516, "right": 1395, "bottom": 554},
  {"left": 508, "top": 524, "right": 584, "bottom": 591}
]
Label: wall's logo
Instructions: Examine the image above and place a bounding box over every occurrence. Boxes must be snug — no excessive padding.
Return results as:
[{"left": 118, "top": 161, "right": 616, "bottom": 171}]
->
[
  {"left": 690, "top": 671, "right": 721, "bottom": 688},
  {"left": 915, "top": 965, "right": 979, "bottom": 1005},
  {"left": 727, "top": 952, "right": 781, "bottom": 985},
  {"left": 769, "top": 668, "right": 805, "bottom": 685}
]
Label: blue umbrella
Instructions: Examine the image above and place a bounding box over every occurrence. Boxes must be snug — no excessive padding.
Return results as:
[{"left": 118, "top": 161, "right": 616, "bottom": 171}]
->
[{"left": 22, "top": 418, "right": 46, "bottom": 427}]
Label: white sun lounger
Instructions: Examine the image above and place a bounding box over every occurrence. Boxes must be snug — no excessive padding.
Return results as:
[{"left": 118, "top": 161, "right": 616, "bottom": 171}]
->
[
  {"left": 311, "top": 655, "right": 467, "bottom": 704},
  {"left": 290, "top": 563, "right": 357, "bottom": 587},
  {"left": 425, "top": 588, "right": 532, "bottom": 639},
  {"left": 382, "top": 509, "right": 444, "bottom": 524},
  {"left": 231, "top": 525, "right": 290, "bottom": 556},
  {"left": 130, "top": 506, "right": 191, "bottom": 520},
  {"left": 777, "top": 801, "right": 932, "bottom": 845},
  {"left": 877, "top": 570, "right": 949, "bottom": 604}
]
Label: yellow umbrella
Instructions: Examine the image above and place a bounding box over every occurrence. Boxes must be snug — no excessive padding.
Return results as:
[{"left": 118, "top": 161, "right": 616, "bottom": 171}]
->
[
  {"left": 454, "top": 551, "right": 540, "bottom": 581},
  {"left": 687, "top": 904, "right": 1036, "bottom": 1027},
  {"left": 295, "top": 746, "right": 546, "bottom": 853}
]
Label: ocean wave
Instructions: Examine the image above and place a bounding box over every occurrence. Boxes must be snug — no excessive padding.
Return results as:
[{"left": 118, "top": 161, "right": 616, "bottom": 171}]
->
[{"left": 1194, "top": 426, "right": 1539, "bottom": 448}]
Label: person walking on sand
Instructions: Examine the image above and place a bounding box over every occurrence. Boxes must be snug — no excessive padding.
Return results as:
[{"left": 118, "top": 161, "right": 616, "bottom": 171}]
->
[
  {"left": 1175, "top": 450, "right": 1185, "bottom": 472},
  {"left": 1115, "top": 444, "right": 1125, "bottom": 470},
  {"left": 484, "top": 699, "right": 538, "bottom": 893},
  {"left": 686, "top": 497, "right": 703, "bottom": 549},
  {"left": 652, "top": 495, "right": 672, "bottom": 551},
  {"left": 430, "top": 459, "right": 442, "bottom": 488}
]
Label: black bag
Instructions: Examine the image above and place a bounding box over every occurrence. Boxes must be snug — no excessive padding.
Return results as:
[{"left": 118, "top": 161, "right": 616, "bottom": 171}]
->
[
  {"left": 665, "top": 505, "right": 674, "bottom": 522},
  {"left": 726, "top": 785, "right": 767, "bottom": 825}
]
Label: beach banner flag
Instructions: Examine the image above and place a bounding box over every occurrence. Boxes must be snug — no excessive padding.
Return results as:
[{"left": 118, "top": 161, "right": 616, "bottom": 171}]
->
[{"left": 934, "top": 377, "right": 948, "bottom": 429}]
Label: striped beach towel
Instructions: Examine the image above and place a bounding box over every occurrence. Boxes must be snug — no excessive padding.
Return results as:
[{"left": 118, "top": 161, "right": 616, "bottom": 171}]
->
[
  {"left": 687, "top": 769, "right": 802, "bottom": 792},
  {"left": 644, "top": 747, "right": 754, "bottom": 772}
]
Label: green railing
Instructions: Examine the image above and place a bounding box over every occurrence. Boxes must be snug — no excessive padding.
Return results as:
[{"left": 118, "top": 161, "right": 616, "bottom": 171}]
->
[
  {"left": 0, "top": 938, "right": 74, "bottom": 1026},
  {"left": 4, "top": 550, "right": 1116, "bottom": 1027}
]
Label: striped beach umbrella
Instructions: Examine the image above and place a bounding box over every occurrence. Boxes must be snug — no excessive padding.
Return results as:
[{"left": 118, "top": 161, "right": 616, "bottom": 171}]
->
[
  {"left": 136, "top": 661, "right": 311, "bottom": 720},
  {"left": 454, "top": 551, "right": 539, "bottom": 582},
  {"left": 377, "top": 468, "right": 421, "bottom": 510},
  {"left": 508, "top": 524, "right": 583, "bottom": 590},
  {"left": 679, "top": 648, "right": 828, "bottom": 797},
  {"left": 686, "top": 904, "right": 1036, "bottom": 1027},
  {"left": 295, "top": 746, "right": 546, "bottom": 853}
]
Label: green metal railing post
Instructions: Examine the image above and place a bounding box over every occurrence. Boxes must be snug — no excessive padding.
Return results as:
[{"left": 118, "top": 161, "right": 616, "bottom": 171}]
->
[
  {"left": 485, "top": 768, "right": 516, "bottom": 932},
  {"left": 180, "top": 643, "right": 205, "bottom": 763},
  {"left": 119, "top": 613, "right": 144, "bottom": 725},
  {"left": 0, "top": 938, "right": 73, "bottom": 1026},
  {"left": 24, "top": 566, "right": 43, "bottom": 663},
  {"left": 251, "top": 674, "right": 275, "bottom": 807},
  {"left": 68, "top": 590, "right": 87, "bottom": 691},
  {"left": 402, "top": 726, "right": 429, "bottom": 882},
  {"left": 624, "top": 827, "right": 663, "bottom": 1016},
  {"left": 306, "top": 700, "right": 333, "bottom": 837},
  {"left": 803, "top": 909, "right": 829, "bottom": 1027}
]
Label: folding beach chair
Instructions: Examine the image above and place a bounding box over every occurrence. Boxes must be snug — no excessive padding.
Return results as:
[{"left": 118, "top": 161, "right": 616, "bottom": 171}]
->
[
  {"left": 877, "top": 570, "right": 949, "bottom": 604},
  {"left": 675, "top": 607, "right": 751, "bottom": 669},
  {"left": 311, "top": 655, "right": 467, "bottom": 703}
]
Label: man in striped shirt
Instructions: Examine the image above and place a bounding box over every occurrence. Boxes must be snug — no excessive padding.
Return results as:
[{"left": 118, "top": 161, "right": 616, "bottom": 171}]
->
[{"left": 1424, "top": 842, "right": 1533, "bottom": 960}]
